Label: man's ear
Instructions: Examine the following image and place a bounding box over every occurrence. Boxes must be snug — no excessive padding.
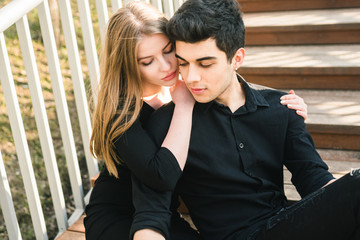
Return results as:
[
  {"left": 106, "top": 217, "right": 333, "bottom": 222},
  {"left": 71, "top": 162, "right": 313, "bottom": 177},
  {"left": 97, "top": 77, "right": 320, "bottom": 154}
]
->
[{"left": 232, "top": 48, "right": 245, "bottom": 70}]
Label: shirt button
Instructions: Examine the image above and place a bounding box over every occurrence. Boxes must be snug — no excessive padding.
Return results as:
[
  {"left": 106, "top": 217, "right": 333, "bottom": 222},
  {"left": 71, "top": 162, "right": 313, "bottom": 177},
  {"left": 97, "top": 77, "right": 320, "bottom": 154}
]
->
[{"left": 239, "top": 143, "right": 244, "bottom": 149}]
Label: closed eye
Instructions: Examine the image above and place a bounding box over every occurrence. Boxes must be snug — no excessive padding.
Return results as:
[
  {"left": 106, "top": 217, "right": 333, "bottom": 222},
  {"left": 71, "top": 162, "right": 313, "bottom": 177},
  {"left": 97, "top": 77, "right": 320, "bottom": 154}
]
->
[
  {"left": 164, "top": 43, "right": 175, "bottom": 54},
  {"left": 200, "top": 63, "right": 213, "bottom": 68},
  {"left": 141, "top": 59, "right": 153, "bottom": 66}
]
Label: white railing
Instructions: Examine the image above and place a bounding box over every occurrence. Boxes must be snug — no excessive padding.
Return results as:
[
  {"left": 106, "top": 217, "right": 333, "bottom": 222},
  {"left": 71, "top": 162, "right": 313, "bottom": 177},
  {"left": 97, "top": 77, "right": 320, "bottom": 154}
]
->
[{"left": 0, "top": 0, "right": 182, "bottom": 239}]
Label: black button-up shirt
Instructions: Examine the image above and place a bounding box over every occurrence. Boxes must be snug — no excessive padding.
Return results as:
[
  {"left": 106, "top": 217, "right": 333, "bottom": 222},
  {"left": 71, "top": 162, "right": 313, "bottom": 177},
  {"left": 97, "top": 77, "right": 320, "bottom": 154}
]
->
[{"left": 145, "top": 76, "right": 334, "bottom": 240}]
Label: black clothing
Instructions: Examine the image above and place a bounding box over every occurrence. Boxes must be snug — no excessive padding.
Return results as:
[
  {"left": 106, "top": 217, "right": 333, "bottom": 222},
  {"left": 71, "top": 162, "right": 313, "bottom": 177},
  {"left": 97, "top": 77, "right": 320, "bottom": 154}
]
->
[
  {"left": 252, "top": 172, "right": 360, "bottom": 240},
  {"left": 84, "top": 102, "right": 193, "bottom": 239},
  {"left": 144, "top": 76, "right": 334, "bottom": 240}
]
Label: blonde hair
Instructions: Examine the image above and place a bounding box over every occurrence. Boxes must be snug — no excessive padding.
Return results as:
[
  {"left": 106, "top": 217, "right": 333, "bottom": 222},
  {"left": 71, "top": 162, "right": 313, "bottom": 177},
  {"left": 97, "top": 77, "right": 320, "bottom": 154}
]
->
[{"left": 90, "top": 1, "right": 168, "bottom": 177}]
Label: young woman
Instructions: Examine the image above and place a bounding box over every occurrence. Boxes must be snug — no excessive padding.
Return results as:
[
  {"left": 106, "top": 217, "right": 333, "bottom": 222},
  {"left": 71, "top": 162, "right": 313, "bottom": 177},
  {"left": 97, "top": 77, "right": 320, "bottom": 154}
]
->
[{"left": 84, "top": 2, "right": 307, "bottom": 240}]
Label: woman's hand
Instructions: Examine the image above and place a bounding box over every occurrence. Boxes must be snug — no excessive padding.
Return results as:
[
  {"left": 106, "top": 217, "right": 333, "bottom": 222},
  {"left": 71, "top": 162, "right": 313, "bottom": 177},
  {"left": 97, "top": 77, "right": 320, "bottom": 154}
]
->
[
  {"left": 170, "top": 80, "right": 195, "bottom": 107},
  {"left": 280, "top": 90, "right": 308, "bottom": 120}
]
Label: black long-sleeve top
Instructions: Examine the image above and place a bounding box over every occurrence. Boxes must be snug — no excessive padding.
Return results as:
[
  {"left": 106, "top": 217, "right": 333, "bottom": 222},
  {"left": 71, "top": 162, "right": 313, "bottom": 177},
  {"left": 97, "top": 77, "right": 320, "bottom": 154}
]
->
[
  {"left": 143, "top": 76, "right": 334, "bottom": 240},
  {"left": 85, "top": 102, "right": 182, "bottom": 238}
]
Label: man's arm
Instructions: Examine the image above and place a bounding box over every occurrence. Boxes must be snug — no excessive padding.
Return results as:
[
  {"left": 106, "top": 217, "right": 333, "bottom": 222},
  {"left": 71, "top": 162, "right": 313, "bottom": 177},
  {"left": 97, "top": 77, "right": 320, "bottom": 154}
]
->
[{"left": 284, "top": 108, "right": 335, "bottom": 197}]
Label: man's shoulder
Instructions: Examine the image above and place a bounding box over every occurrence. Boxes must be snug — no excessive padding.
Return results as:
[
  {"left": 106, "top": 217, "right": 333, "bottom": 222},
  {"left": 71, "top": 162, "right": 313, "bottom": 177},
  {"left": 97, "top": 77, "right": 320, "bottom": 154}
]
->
[
  {"left": 247, "top": 82, "right": 288, "bottom": 107},
  {"left": 248, "top": 82, "right": 286, "bottom": 97}
]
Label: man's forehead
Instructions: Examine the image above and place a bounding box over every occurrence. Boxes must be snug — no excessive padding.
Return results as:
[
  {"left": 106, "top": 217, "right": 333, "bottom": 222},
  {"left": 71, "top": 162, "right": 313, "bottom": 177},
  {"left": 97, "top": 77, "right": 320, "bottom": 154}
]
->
[{"left": 175, "top": 39, "right": 222, "bottom": 61}]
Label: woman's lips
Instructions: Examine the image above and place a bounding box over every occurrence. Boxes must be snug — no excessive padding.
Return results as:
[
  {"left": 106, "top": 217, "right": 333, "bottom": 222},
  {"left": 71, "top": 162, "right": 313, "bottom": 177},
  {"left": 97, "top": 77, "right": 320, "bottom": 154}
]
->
[{"left": 162, "top": 71, "right": 177, "bottom": 81}]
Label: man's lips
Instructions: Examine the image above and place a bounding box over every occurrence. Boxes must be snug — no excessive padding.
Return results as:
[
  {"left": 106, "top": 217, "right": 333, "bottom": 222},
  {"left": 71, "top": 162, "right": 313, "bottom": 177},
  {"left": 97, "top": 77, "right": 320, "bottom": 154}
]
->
[
  {"left": 162, "top": 71, "right": 177, "bottom": 81},
  {"left": 191, "top": 88, "right": 206, "bottom": 94}
]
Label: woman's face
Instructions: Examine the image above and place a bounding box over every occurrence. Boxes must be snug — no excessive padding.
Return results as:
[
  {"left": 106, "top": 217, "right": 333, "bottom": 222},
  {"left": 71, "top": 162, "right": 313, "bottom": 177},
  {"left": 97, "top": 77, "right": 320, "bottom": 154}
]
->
[{"left": 137, "top": 33, "right": 178, "bottom": 96}]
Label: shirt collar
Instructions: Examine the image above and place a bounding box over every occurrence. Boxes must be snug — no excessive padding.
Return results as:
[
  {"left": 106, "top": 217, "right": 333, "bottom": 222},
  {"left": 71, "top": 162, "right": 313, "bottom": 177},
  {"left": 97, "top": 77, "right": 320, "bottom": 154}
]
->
[{"left": 196, "top": 74, "right": 269, "bottom": 113}]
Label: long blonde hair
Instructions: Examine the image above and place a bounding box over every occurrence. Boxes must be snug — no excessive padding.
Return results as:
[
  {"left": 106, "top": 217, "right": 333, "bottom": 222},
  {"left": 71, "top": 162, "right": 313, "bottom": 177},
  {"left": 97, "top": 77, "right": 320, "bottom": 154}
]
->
[{"left": 90, "top": 2, "right": 168, "bottom": 178}]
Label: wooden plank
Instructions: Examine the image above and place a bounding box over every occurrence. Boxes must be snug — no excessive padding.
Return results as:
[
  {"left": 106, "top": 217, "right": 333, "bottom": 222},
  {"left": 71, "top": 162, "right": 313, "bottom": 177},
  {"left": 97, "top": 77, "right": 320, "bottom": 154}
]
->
[
  {"left": 56, "top": 231, "right": 85, "bottom": 240},
  {"left": 238, "top": 0, "right": 360, "bottom": 13},
  {"left": 283, "top": 158, "right": 358, "bottom": 201},
  {"left": 243, "top": 8, "right": 360, "bottom": 45},
  {"left": 318, "top": 149, "right": 360, "bottom": 163},
  {"left": 307, "top": 124, "right": 360, "bottom": 151},
  {"left": 56, "top": 215, "right": 85, "bottom": 239},
  {"left": 239, "top": 44, "right": 360, "bottom": 90},
  {"left": 67, "top": 215, "right": 85, "bottom": 233},
  {"left": 245, "top": 24, "right": 360, "bottom": 46},
  {"left": 240, "top": 71, "right": 360, "bottom": 90}
]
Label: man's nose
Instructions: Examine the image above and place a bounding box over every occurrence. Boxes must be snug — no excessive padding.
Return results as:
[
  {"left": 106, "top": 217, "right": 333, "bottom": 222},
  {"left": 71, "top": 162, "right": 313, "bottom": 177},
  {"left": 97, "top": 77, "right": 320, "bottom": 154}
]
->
[{"left": 186, "top": 65, "right": 201, "bottom": 83}]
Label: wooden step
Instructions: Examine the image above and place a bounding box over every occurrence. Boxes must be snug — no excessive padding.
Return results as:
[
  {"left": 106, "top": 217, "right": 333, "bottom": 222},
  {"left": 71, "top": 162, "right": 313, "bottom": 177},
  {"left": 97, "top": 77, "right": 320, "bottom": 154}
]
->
[
  {"left": 284, "top": 149, "right": 360, "bottom": 201},
  {"left": 238, "top": 0, "right": 360, "bottom": 13},
  {"left": 296, "top": 90, "right": 360, "bottom": 150},
  {"left": 239, "top": 45, "right": 360, "bottom": 90},
  {"left": 307, "top": 124, "right": 360, "bottom": 150},
  {"left": 56, "top": 215, "right": 85, "bottom": 240},
  {"left": 243, "top": 9, "right": 360, "bottom": 45}
]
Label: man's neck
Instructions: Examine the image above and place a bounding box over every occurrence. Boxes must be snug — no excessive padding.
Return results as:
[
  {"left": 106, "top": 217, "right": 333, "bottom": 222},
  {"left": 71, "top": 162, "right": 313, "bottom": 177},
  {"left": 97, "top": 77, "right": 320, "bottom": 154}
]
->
[{"left": 216, "top": 74, "right": 245, "bottom": 113}]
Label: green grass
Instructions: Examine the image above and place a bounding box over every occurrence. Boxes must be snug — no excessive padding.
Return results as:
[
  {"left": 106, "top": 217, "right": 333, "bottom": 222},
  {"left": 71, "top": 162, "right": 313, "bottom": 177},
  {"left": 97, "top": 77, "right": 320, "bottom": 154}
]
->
[{"left": 0, "top": 0, "right": 111, "bottom": 238}]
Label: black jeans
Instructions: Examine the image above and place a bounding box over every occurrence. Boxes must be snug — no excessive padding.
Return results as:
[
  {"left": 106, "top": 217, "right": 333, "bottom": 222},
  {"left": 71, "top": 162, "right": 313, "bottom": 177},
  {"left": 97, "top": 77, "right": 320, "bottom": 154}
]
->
[{"left": 251, "top": 170, "right": 360, "bottom": 240}]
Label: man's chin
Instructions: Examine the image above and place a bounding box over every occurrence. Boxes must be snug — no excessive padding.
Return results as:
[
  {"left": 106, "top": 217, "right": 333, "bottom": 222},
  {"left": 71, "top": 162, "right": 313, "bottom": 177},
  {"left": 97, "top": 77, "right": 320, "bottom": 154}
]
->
[{"left": 193, "top": 96, "right": 211, "bottom": 103}]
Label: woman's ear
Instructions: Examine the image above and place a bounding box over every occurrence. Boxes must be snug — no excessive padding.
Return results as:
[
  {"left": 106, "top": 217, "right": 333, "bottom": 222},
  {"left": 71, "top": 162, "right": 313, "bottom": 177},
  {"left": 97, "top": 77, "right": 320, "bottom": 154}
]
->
[{"left": 232, "top": 48, "right": 245, "bottom": 70}]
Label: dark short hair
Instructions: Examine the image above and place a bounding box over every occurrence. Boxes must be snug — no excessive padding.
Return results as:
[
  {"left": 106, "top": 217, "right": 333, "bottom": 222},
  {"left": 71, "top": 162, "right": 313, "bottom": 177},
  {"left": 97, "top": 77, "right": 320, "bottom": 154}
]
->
[{"left": 167, "top": 0, "right": 245, "bottom": 62}]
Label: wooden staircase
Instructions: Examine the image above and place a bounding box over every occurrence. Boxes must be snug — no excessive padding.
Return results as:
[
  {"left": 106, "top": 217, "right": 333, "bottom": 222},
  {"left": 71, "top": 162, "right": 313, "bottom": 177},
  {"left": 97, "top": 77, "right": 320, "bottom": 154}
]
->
[
  {"left": 56, "top": 2, "right": 360, "bottom": 239},
  {"left": 237, "top": 0, "right": 360, "bottom": 200}
]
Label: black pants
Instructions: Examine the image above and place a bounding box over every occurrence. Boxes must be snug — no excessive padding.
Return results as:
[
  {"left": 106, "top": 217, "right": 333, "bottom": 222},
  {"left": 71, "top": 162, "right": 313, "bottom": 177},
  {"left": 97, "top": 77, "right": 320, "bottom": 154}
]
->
[{"left": 250, "top": 170, "right": 360, "bottom": 240}]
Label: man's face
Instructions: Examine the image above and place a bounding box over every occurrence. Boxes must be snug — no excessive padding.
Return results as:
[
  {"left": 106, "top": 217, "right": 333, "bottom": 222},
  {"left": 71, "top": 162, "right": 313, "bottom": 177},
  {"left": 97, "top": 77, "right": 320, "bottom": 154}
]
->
[{"left": 175, "top": 38, "right": 235, "bottom": 104}]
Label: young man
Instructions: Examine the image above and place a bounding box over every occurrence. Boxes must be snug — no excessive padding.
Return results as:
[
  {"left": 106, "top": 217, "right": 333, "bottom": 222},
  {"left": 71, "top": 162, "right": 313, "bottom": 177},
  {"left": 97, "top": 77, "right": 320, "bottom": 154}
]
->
[{"left": 135, "top": 0, "right": 360, "bottom": 239}]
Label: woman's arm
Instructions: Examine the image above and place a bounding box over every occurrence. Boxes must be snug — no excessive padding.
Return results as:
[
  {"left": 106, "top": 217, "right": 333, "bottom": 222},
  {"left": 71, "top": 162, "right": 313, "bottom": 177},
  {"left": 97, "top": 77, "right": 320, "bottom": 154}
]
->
[
  {"left": 115, "top": 81, "right": 194, "bottom": 191},
  {"left": 130, "top": 174, "right": 172, "bottom": 240},
  {"left": 280, "top": 90, "right": 308, "bottom": 120},
  {"left": 160, "top": 80, "right": 194, "bottom": 170}
]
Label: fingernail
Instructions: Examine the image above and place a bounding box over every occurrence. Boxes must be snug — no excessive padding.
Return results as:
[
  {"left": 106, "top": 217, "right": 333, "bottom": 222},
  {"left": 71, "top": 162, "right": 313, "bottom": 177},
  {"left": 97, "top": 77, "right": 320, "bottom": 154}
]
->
[{"left": 280, "top": 100, "right": 286, "bottom": 104}]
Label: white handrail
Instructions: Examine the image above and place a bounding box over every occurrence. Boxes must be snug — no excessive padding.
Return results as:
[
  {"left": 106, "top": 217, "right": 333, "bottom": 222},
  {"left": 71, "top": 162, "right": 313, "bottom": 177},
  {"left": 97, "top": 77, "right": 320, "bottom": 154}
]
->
[
  {"left": 151, "top": 0, "right": 163, "bottom": 12},
  {"left": 0, "top": 0, "right": 43, "bottom": 33},
  {"left": 77, "top": 0, "right": 100, "bottom": 106},
  {"left": 111, "top": 0, "right": 122, "bottom": 13},
  {"left": 95, "top": 0, "right": 109, "bottom": 46},
  {"left": 163, "top": 0, "right": 175, "bottom": 18},
  {"left": 0, "top": 151, "right": 22, "bottom": 240},
  {"left": 16, "top": 12, "right": 69, "bottom": 234},
  {"left": 0, "top": 0, "right": 182, "bottom": 238},
  {"left": 0, "top": 32, "right": 48, "bottom": 240},
  {"left": 58, "top": 0, "right": 99, "bottom": 188}
]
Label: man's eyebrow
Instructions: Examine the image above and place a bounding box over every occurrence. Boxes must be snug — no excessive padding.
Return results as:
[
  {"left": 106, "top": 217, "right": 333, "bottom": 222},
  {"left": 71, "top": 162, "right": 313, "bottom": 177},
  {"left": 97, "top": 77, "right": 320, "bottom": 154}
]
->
[
  {"left": 175, "top": 54, "right": 216, "bottom": 62},
  {"left": 138, "top": 41, "right": 172, "bottom": 61},
  {"left": 196, "top": 56, "right": 217, "bottom": 61},
  {"left": 175, "top": 54, "right": 186, "bottom": 61}
]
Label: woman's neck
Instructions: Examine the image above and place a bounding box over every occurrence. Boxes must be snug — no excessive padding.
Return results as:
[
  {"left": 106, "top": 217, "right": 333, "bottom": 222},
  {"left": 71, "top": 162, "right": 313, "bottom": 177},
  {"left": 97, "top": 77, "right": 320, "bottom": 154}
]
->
[{"left": 143, "top": 87, "right": 171, "bottom": 110}]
